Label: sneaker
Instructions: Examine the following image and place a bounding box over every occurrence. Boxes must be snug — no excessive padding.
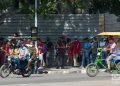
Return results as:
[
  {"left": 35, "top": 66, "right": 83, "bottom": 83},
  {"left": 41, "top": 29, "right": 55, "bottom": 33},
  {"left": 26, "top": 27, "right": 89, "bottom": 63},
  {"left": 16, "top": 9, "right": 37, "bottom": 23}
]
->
[
  {"left": 14, "top": 69, "right": 20, "bottom": 74},
  {"left": 104, "top": 69, "right": 110, "bottom": 72},
  {"left": 38, "top": 66, "right": 44, "bottom": 70},
  {"left": 60, "top": 67, "right": 64, "bottom": 69},
  {"left": 80, "top": 66, "right": 85, "bottom": 69},
  {"left": 56, "top": 67, "right": 59, "bottom": 69}
]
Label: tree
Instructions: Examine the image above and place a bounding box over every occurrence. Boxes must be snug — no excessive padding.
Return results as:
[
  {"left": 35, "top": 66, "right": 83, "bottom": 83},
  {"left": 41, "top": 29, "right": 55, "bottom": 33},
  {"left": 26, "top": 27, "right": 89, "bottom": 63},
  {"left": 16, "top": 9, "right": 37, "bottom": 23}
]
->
[
  {"left": 88, "top": 0, "right": 120, "bottom": 16},
  {"left": 37, "top": 0, "right": 57, "bottom": 15},
  {"left": 0, "top": 0, "right": 120, "bottom": 16},
  {"left": 110, "top": 0, "right": 120, "bottom": 16},
  {"left": 0, "top": 0, "right": 13, "bottom": 11}
]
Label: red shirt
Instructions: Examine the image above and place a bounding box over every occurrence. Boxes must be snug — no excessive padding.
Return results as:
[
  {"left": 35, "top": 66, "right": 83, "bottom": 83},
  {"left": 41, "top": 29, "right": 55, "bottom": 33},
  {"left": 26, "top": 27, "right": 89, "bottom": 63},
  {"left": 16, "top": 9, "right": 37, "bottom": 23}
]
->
[
  {"left": 3, "top": 44, "right": 10, "bottom": 56},
  {"left": 37, "top": 40, "right": 43, "bottom": 54},
  {"left": 73, "top": 40, "right": 81, "bottom": 54},
  {"left": 68, "top": 42, "right": 74, "bottom": 56}
]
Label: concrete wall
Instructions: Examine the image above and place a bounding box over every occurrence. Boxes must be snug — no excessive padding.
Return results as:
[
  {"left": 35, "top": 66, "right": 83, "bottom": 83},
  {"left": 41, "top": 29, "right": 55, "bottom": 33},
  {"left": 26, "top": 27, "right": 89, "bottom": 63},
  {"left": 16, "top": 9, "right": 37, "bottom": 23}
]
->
[
  {"left": 105, "top": 13, "right": 120, "bottom": 32},
  {"left": 0, "top": 14, "right": 99, "bottom": 41}
]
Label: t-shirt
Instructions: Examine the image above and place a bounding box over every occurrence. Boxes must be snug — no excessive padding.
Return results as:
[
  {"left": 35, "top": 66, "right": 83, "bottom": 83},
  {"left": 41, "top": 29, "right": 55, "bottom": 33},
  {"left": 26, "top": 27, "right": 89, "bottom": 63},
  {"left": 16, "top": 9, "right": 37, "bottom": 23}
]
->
[
  {"left": 13, "top": 49, "right": 19, "bottom": 55},
  {"left": 113, "top": 47, "right": 120, "bottom": 55},
  {"left": 99, "top": 41, "right": 106, "bottom": 47},
  {"left": 3, "top": 45, "right": 10, "bottom": 56},
  {"left": 42, "top": 44, "right": 48, "bottom": 53},
  {"left": 57, "top": 40, "right": 66, "bottom": 54},
  {"left": 37, "top": 41, "right": 43, "bottom": 54},
  {"left": 29, "top": 47, "right": 36, "bottom": 56},
  {"left": 9, "top": 49, "right": 14, "bottom": 55},
  {"left": 19, "top": 47, "right": 28, "bottom": 58},
  {"left": 84, "top": 42, "right": 91, "bottom": 49},
  {"left": 73, "top": 40, "right": 81, "bottom": 54},
  {"left": 91, "top": 41, "right": 98, "bottom": 53},
  {"left": 109, "top": 43, "right": 116, "bottom": 53},
  {"left": 37, "top": 41, "right": 43, "bottom": 49}
]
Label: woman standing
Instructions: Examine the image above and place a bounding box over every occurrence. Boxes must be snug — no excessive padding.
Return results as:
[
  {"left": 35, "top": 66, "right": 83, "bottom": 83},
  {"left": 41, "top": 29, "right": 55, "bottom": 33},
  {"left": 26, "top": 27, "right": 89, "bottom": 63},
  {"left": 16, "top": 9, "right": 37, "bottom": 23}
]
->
[
  {"left": 37, "top": 38, "right": 44, "bottom": 68},
  {"left": 66, "top": 38, "right": 73, "bottom": 66}
]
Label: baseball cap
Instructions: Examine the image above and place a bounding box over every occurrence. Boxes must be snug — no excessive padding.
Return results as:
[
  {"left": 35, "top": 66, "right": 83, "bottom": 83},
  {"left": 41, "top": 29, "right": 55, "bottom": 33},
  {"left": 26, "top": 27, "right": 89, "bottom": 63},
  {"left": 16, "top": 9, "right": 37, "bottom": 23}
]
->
[{"left": 108, "top": 37, "right": 114, "bottom": 41}]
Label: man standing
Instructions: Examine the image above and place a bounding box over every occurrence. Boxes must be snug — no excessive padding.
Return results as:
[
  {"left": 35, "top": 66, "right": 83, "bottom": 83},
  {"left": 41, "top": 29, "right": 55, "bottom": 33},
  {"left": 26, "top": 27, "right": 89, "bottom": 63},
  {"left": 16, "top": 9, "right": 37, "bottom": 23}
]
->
[
  {"left": 91, "top": 37, "right": 98, "bottom": 63},
  {"left": 81, "top": 37, "right": 91, "bottom": 67},
  {"left": 56, "top": 36, "right": 66, "bottom": 69}
]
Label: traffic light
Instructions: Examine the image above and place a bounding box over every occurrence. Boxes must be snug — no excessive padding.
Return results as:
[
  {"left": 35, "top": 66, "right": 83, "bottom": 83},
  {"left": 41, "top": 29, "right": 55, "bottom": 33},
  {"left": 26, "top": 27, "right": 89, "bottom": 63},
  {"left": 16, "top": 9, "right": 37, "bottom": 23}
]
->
[{"left": 31, "top": 27, "right": 38, "bottom": 41}]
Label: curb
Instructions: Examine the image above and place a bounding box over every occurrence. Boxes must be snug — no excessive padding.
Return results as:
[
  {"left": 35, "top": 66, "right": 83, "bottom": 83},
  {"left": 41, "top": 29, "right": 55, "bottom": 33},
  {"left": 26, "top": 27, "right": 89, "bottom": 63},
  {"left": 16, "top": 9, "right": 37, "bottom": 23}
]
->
[
  {"left": 47, "top": 69, "right": 106, "bottom": 75},
  {"left": 47, "top": 68, "right": 82, "bottom": 74}
]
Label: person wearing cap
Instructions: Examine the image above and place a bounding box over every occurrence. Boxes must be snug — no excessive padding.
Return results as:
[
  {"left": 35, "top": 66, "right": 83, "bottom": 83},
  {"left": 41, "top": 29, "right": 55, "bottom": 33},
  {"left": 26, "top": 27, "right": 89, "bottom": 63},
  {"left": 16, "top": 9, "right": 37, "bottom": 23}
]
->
[
  {"left": 105, "top": 37, "right": 116, "bottom": 71},
  {"left": 106, "top": 38, "right": 116, "bottom": 54}
]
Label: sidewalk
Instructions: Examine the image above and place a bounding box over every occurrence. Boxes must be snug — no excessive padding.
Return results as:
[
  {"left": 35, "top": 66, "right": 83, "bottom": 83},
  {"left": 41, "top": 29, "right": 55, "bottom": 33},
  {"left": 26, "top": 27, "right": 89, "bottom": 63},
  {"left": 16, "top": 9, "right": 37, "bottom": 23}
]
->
[
  {"left": 42, "top": 66, "right": 86, "bottom": 75},
  {"left": 41, "top": 67, "right": 107, "bottom": 75}
]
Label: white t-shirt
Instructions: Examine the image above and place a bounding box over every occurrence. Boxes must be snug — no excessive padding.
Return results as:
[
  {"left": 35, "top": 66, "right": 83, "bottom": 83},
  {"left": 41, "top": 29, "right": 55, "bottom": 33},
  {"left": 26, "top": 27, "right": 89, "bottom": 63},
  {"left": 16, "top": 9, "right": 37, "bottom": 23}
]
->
[
  {"left": 114, "top": 47, "right": 120, "bottom": 55},
  {"left": 109, "top": 42, "right": 116, "bottom": 53},
  {"left": 19, "top": 47, "right": 28, "bottom": 58},
  {"left": 99, "top": 41, "right": 105, "bottom": 47}
]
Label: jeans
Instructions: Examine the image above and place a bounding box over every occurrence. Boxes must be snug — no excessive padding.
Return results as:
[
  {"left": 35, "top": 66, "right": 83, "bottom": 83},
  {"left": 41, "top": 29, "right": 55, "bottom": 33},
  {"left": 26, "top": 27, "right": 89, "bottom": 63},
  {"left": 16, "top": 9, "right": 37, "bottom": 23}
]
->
[
  {"left": 13, "top": 56, "right": 20, "bottom": 69},
  {"left": 14, "top": 54, "right": 30, "bottom": 69},
  {"left": 102, "top": 50, "right": 107, "bottom": 59},
  {"left": 92, "top": 53, "right": 97, "bottom": 63},
  {"left": 81, "top": 50, "right": 90, "bottom": 67},
  {"left": 56, "top": 52, "right": 65, "bottom": 68}
]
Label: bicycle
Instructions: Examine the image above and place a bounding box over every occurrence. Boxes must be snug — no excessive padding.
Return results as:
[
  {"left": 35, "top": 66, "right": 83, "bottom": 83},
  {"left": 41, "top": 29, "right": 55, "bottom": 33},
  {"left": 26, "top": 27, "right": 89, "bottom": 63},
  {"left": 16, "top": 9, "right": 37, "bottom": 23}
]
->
[{"left": 86, "top": 48, "right": 120, "bottom": 77}]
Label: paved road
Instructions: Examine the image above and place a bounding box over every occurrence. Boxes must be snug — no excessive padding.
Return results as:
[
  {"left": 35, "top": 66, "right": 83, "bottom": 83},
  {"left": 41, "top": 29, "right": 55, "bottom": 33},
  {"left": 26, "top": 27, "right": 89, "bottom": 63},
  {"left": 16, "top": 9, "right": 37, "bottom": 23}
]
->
[{"left": 0, "top": 72, "right": 119, "bottom": 86}]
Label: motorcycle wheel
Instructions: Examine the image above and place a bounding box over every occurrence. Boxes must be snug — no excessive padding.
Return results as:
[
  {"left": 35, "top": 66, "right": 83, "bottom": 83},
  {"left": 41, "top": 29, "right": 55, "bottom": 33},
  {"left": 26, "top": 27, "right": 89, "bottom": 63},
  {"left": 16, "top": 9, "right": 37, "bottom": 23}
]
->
[
  {"left": 21, "top": 67, "right": 32, "bottom": 77},
  {"left": 0, "top": 64, "right": 11, "bottom": 78}
]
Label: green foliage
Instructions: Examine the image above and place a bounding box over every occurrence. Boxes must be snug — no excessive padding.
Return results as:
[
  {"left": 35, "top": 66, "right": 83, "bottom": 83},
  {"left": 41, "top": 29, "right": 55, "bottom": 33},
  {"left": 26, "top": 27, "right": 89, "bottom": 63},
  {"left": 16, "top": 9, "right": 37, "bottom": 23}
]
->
[
  {"left": 109, "top": 0, "right": 120, "bottom": 16},
  {"left": 0, "top": 0, "right": 120, "bottom": 16},
  {"left": 89, "top": 0, "right": 120, "bottom": 15},
  {"left": 37, "top": 0, "right": 57, "bottom": 16},
  {"left": 72, "top": 0, "right": 83, "bottom": 9},
  {"left": 0, "top": 0, "right": 13, "bottom": 11},
  {"left": 19, "top": 0, "right": 34, "bottom": 14}
]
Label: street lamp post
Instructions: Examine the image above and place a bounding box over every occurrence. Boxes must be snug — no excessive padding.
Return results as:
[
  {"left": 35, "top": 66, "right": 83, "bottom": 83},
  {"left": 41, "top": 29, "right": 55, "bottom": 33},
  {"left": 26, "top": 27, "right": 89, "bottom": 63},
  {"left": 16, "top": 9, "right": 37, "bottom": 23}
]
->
[
  {"left": 31, "top": 0, "right": 38, "bottom": 46},
  {"left": 35, "top": 0, "right": 38, "bottom": 27},
  {"left": 34, "top": 0, "right": 38, "bottom": 47}
]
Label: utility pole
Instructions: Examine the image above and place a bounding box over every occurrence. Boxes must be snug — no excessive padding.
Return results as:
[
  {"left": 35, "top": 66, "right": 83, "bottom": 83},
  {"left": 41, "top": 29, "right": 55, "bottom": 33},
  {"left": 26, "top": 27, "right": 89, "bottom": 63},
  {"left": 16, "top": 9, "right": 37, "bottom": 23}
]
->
[
  {"left": 31, "top": 0, "right": 38, "bottom": 47},
  {"left": 35, "top": 0, "right": 38, "bottom": 47},
  {"left": 35, "top": 0, "right": 38, "bottom": 27}
]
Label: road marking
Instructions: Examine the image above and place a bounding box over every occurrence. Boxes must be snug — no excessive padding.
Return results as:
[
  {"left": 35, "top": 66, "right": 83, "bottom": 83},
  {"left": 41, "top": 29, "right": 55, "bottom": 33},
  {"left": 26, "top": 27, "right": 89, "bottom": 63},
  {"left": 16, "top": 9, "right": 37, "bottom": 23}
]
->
[{"left": 1, "top": 84, "right": 29, "bottom": 86}]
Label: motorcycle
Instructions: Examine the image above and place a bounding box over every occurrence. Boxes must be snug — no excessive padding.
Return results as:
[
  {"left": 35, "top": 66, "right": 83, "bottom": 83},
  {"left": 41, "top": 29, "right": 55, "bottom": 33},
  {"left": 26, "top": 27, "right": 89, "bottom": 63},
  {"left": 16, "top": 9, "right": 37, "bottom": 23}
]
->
[{"left": 0, "top": 56, "right": 32, "bottom": 78}]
